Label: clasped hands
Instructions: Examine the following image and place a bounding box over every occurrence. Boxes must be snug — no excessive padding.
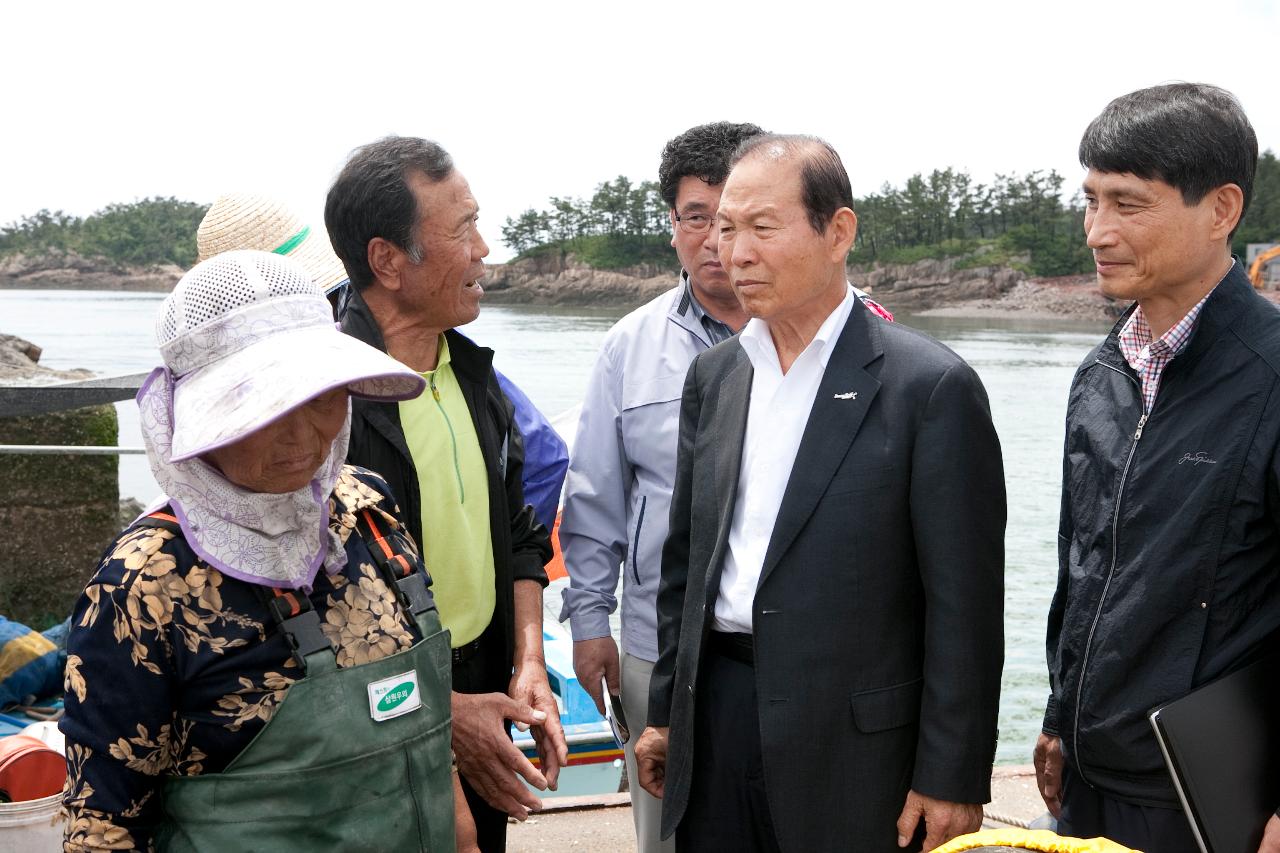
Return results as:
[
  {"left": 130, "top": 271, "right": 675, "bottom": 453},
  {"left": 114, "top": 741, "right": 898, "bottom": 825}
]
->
[{"left": 451, "top": 663, "right": 569, "bottom": 822}]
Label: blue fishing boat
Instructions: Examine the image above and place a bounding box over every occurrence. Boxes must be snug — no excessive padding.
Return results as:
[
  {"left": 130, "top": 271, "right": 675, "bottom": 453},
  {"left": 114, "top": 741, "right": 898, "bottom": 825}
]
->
[{"left": 512, "top": 614, "right": 624, "bottom": 797}]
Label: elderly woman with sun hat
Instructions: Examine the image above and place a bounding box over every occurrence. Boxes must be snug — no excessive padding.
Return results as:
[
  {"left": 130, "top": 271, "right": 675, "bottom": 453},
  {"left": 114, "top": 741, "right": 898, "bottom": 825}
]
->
[{"left": 58, "top": 250, "right": 514, "bottom": 851}]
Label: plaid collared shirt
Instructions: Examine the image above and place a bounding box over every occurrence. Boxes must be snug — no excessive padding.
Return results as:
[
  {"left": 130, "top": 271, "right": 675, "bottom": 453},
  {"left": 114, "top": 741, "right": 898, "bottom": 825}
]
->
[{"left": 1118, "top": 291, "right": 1212, "bottom": 413}]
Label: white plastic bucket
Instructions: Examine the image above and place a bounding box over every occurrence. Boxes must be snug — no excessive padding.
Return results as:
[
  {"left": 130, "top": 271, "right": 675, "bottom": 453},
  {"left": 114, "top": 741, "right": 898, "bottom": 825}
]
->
[
  {"left": 18, "top": 722, "right": 64, "bottom": 756},
  {"left": 0, "top": 790, "right": 64, "bottom": 852}
]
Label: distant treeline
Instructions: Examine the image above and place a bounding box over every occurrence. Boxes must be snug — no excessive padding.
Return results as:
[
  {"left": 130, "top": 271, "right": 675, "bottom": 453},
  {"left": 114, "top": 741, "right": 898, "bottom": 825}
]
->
[
  {"left": 501, "top": 176, "right": 673, "bottom": 270},
  {"left": 4, "top": 152, "right": 1276, "bottom": 277},
  {"left": 850, "top": 168, "right": 1089, "bottom": 275},
  {"left": 1238, "top": 150, "right": 1280, "bottom": 253},
  {"left": 0, "top": 198, "right": 209, "bottom": 268},
  {"left": 504, "top": 151, "right": 1280, "bottom": 276}
]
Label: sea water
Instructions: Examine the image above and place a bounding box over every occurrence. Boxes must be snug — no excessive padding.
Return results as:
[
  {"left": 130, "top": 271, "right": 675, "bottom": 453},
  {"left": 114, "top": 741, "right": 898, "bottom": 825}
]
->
[{"left": 0, "top": 288, "right": 1107, "bottom": 766}]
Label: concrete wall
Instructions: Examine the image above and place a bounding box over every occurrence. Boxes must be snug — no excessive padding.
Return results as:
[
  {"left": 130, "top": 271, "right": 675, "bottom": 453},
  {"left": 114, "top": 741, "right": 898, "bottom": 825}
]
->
[
  {"left": 1, "top": 334, "right": 121, "bottom": 629},
  {"left": 0, "top": 405, "right": 120, "bottom": 629}
]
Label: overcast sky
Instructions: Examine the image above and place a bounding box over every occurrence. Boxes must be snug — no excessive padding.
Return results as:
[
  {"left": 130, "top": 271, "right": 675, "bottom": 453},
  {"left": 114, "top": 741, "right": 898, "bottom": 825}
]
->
[{"left": 4, "top": 0, "right": 1276, "bottom": 262}]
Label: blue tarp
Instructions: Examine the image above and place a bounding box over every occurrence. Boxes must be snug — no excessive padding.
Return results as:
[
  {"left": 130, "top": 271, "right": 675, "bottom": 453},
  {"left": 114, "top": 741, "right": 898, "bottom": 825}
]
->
[{"left": 0, "top": 617, "right": 67, "bottom": 710}]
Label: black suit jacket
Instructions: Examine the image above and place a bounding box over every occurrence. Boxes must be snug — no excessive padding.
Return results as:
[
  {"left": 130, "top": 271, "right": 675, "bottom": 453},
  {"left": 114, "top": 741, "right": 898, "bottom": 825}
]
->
[{"left": 648, "top": 299, "right": 1006, "bottom": 851}]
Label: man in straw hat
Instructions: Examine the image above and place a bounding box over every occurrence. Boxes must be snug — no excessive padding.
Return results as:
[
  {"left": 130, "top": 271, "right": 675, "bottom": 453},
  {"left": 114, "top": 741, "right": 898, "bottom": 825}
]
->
[
  {"left": 197, "top": 192, "right": 351, "bottom": 309},
  {"left": 325, "top": 137, "right": 566, "bottom": 852},
  {"left": 196, "top": 192, "right": 568, "bottom": 533}
]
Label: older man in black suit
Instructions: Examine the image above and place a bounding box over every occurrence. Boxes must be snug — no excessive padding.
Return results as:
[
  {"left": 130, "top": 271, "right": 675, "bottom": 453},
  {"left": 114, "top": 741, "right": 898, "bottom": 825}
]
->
[{"left": 633, "top": 135, "right": 1006, "bottom": 852}]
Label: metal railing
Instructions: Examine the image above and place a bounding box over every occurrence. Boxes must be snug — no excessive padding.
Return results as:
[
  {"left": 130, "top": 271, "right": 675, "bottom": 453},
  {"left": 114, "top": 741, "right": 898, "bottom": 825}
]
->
[
  {"left": 0, "top": 444, "right": 145, "bottom": 455},
  {"left": 0, "top": 372, "right": 148, "bottom": 455}
]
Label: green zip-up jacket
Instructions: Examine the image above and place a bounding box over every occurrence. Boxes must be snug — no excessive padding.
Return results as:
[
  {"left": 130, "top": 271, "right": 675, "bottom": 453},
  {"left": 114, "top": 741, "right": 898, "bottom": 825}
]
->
[{"left": 340, "top": 287, "right": 552, "bottom": 682}]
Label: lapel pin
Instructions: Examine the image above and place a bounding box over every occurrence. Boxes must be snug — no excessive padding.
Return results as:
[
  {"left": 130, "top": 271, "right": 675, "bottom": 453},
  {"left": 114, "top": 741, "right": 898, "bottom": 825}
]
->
[{"left": 833, "top": 391, "right": 858, "bottom": 400}]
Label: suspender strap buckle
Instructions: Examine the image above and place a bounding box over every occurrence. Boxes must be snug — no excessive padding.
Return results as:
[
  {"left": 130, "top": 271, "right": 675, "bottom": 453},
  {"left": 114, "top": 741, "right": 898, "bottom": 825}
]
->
[
  {"left": 265, "top": 589, "right": 311, "bottom": 625},
  {"left": 396, "top": 572, "right": 437, "bottom": 617},
  {"left": 278, "top": 610, "right": 330, "bottom": 672},
  {"left": 251, "top": 586, "right": 329, "bottom": 673},
  {"left": 359, "top": 510, "right": 415, "bottom": 578},
  {"left": 357, "top": 509, "right": 437, "bottom": 618}
]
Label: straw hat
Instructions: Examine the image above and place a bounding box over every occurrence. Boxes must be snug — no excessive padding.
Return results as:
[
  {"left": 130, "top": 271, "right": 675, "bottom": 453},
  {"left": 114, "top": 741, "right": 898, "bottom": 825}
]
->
[
  {"left": 197, "top": 193, "right": 348, "bottom": 293},
  {"left": 153, "top": 250, "right": 423, "bottom": 461}
]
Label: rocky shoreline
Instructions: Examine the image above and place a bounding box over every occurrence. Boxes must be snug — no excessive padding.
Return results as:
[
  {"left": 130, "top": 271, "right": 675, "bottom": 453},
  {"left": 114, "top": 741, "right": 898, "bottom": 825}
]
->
[
  {"left": 481, "top": 252, "right": 677, "bottom": 307},
  {"left": 483, "top": 254, "right": 1121, "bottom": 322},
  {"left": 1, "top": 250, "right": 1123, "bottom": 322},
  {"left": 0, "top": 251, "right": 180, "bottom": 292},
  {"left": 0, "top": 333, "right": 92, "bottom": 384},
  {"left": 916, "top": 275, "right": 1122, "bottom": 322},
  {"left": 851, "top": 260, "right": 1119, "bottom": 322}
]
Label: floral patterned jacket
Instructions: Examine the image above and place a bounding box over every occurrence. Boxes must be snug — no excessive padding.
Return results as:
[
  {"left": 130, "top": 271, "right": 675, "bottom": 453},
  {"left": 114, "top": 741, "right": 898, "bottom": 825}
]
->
[{"left": 60, "top": 466, "right": 432, "bottom": 853}]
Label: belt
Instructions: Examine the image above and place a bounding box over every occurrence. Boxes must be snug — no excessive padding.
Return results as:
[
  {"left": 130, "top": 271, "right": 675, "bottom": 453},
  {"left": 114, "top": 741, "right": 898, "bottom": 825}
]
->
[
  {"left": 451, "top": 638, "right": 482, "bottom": 667},
  {"left": 708, "top": 631, "right": 754, "bottom": 666}
]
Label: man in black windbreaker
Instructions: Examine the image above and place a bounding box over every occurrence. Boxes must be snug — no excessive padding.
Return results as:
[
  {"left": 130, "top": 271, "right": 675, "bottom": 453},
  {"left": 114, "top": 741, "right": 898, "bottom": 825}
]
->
[
  {"left": 325, "top": 136, "right": 565, "bottom": 853},
  {"left": 1035, "top": 83, "right": 1280, "bottom": 852}
]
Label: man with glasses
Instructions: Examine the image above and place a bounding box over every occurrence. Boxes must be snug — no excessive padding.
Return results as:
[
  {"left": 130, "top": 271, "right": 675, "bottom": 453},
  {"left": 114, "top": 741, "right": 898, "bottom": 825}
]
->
[
  {"left": 559, "top": 122, "right": 888, "bottom": 852},
  {"left": 559, "top": 121, "right": 761, "bottom": 853}
]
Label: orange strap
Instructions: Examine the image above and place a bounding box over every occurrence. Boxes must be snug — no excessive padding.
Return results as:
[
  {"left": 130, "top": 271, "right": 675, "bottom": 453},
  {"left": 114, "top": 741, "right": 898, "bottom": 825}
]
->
[
  {"left": 361, "top": 510, "right": 412, "bottom": 577},
  {"left": 270, "top": 588, "right": 303, "bottom": 617}
]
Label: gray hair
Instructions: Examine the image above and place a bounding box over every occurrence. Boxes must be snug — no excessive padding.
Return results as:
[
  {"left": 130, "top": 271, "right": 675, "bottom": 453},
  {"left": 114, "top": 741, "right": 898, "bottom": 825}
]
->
[
  {"left": 324, "top": 136, "right": 454, "bottom": 290},
  {"left": 730, "top": 134, "right": 854, "bottom": 234}
]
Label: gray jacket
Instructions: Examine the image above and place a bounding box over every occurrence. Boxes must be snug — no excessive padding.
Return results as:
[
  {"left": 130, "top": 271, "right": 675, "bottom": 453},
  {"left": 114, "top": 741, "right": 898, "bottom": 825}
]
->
[{"left": 559, "top": 280, "right": 716, "bottom": 661}]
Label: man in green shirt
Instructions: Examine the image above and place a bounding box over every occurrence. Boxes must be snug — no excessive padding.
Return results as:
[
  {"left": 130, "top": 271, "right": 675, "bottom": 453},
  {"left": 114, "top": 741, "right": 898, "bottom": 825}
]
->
[
  {"left": 399, "top": 335, "right": 497, "bottom": 647},
  {"left": 327, "top": 136, "right": 565, "bottom": 853}
]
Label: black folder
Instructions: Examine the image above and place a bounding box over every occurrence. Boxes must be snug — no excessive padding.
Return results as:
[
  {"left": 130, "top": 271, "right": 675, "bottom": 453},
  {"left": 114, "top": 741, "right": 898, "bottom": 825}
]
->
[{"left": 1148, "top": 653, "right": 1280, "bottom": 853}]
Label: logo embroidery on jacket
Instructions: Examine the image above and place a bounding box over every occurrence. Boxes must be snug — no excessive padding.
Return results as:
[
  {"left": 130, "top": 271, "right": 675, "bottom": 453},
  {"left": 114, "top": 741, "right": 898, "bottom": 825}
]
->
[{"left": 1177, "top": 452, "right": 1218, "bottom": 466}]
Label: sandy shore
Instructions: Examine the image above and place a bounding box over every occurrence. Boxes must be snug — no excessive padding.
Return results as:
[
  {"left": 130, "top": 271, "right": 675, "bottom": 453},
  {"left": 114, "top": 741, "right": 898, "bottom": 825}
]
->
[
  {"left": 508, "top": 766, "right": 1049, "bottom": 852},
  {"left": 917, "top": 305, "right": 1097, "bottom": 321}
]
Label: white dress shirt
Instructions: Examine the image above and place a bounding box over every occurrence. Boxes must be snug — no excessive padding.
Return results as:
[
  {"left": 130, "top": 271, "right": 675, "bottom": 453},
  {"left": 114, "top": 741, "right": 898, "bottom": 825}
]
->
[{"left": 712, "top": 284, "right": 857, "bottom": 634}]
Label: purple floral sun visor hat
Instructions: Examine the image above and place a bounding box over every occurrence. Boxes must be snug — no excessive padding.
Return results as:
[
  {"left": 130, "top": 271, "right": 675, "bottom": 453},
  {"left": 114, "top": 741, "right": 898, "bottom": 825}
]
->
[
  {"left": 133, "top": 250, "right": 426, "bottom": 590},
  {"left": 154, "top": 249, "right": 424, "bottom": 461}
]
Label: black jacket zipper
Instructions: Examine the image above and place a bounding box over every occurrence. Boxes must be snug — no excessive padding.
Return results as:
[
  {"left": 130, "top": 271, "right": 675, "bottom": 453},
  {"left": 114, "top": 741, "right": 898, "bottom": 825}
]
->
[{"left": 1072, "top": 358, "right": 1145, "bottom": 785}]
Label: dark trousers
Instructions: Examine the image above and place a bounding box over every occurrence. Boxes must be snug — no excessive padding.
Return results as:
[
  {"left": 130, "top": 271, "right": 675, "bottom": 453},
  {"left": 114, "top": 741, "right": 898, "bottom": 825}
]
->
[
  {"left": 458, "top": 773, "right": 507, "bottom": 853},
  {"left": 1059, "top": 763, "right": 1199, "bottom": 853},
  {"left": 676, "top": 639, "right": 782, "bottom": 853},
  {"left": 452, "top": 623, "right": 511, "bottom": 853}
]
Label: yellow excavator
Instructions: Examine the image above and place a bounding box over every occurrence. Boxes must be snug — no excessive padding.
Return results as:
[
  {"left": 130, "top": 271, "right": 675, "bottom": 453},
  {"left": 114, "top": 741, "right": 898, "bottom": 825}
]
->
[{"left": 1250, "top": 244, "right": 1280, "bottom": 288}]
